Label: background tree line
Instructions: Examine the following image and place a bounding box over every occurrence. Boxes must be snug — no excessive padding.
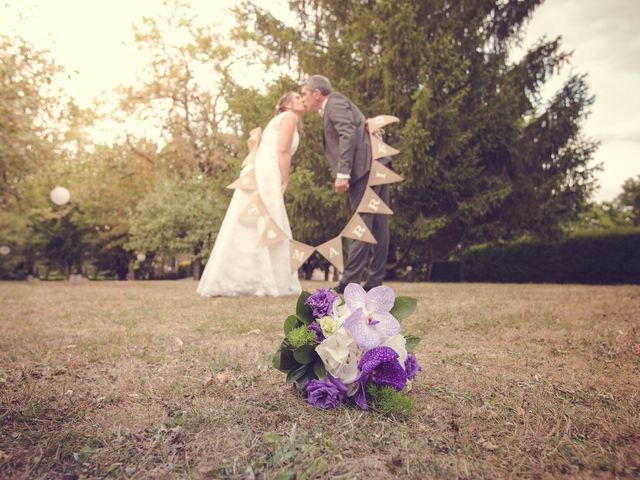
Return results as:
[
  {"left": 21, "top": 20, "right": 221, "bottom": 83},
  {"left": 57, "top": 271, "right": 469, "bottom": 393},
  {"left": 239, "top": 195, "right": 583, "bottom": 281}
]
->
[{"left": 0, "top": 0, "right": 638, "bottom": 281}]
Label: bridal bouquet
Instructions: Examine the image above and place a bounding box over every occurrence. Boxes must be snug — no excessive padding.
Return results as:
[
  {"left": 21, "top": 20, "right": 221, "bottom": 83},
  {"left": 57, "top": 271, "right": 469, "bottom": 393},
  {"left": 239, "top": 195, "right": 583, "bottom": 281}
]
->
[{"left": 273, "top": 283, "right": 421, "bottom": 414}]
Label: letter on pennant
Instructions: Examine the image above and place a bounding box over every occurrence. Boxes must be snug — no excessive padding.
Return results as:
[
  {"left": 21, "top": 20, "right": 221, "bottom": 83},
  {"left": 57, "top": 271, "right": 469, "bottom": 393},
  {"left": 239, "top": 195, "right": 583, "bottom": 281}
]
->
[
  {"left": 341, "top": 214, "right": 377, "bottom": 244},
  {"left": 289, "top": 240, "right": 315, "bottom": 273},
  {"left": 356, "top": 187, "right": 393, "bottom": 215},
  {"left": 316, "top": 236, "right": 344, "bottom": 273},
  {"left": 370, "top": 133, "right": 400, "bottom": 160},
  {"left": 368, "top": 161, "right": 403, "bottom": 187}
]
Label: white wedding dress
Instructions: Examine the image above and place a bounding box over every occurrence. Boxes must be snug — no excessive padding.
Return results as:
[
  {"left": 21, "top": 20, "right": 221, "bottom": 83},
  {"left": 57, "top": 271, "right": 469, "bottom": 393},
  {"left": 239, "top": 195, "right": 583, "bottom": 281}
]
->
[{"left": 197, "top": 112, "right": 302, "bottom": 297}]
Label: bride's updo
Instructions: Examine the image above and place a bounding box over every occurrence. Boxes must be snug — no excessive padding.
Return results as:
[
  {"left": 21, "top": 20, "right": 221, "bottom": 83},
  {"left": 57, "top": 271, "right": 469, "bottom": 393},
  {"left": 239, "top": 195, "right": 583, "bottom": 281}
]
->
[{"left": 275, "top": 91, "right": 295, "bottom": 115}]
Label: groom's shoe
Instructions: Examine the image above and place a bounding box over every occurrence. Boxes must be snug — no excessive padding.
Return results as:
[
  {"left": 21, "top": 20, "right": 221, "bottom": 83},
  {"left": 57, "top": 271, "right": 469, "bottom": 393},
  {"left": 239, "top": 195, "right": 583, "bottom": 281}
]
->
[{"left": 333, "top": 283, "right": 346, "bottom": 294}]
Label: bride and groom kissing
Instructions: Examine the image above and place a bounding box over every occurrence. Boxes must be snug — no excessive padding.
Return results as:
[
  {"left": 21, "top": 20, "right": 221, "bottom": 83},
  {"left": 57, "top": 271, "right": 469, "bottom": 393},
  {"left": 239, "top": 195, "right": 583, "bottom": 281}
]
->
[{"left": 197, "top": 75, "right": 392, "bottom": 297}]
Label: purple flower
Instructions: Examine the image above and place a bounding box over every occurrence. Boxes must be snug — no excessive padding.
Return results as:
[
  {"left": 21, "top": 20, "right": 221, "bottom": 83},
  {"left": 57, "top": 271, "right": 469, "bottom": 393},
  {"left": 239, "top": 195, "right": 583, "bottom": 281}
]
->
[
  {"left": 305, "top": 375, "right": 348, "bottom": 409},
  {"left": 404, "top": 353, "right": 421, "bottom": 380},
  {"left": 343, "top": 284, "right": 400, "bottom": 350},
  {"left": 308, "top": 321, "right": 325, "bottom": 343},
  {"left": 353, "top": 346, "right": 407, "bottom": 410},
  {"left": 305, "top": 288, "right": 339, "bottom": 318}
]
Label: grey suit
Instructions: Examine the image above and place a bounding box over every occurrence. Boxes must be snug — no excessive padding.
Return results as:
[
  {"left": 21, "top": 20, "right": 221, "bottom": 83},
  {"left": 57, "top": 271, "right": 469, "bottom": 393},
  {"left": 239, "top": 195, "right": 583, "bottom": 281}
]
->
[{"left": 322, "top": 92, "right": 391, "bottom": 289}]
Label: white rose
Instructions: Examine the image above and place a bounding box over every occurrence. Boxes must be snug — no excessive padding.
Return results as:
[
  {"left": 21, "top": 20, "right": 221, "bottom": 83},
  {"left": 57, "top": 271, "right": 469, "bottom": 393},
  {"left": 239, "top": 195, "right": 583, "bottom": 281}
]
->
[{"left": 315, "top": 326, "right": 361, "bottom": 387}]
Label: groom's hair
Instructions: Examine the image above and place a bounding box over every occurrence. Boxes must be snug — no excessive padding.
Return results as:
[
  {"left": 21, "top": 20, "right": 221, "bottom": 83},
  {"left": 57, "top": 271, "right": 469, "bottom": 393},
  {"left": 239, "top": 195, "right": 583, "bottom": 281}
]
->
[{"left": 304, "top": 75, "right": 332, "bottom": 96}]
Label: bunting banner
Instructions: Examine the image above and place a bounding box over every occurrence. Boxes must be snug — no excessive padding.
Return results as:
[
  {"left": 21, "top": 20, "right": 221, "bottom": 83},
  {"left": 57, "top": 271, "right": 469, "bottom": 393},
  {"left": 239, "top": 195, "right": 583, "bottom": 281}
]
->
[
  {"left": 356, "top": 187, "right": 393, "bottom": 215},
  {"left": 226, "top": 168, "right": 257, "bottom": 191},
  {"left": 289, "top": 240, "right": 316, "bottom": 274},
  {"left": 370, "top": 133, "right": 400, "bottom": 161},
  {"left": 341, "top": 214, "right": 378, "bottom": 244},
  {"left": 367, "top": 161, "right": 403, "bottom": 187},
  {"left": 366, "top": 115, "right": 399, "bottom": 133},
  {"left": 238, "top": 193, "right": 267, "bottom": 223},
  {"left": 224, "top": 112, "right": 402, "bottom": 275},
  {"left": 257, "top": 217, "right": 286, "bottom": 247},
  {"left": 241, "top": 127, "right": 263, "bottom": 167},
  {"left": 316, "top": 236, "right": 344, "bottom": 273}
]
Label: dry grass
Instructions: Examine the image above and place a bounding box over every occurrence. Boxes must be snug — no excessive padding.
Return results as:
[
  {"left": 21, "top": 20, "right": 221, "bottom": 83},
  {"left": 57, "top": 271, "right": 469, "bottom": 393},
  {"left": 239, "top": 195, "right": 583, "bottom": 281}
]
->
[{"left": 1, "top": 279, "right": 639, "bottom": 479}]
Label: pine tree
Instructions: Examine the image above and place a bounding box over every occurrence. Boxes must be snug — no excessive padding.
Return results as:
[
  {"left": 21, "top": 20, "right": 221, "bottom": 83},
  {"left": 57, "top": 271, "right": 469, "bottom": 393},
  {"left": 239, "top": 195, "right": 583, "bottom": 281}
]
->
[{"left": 233, "top": 0, "right": 599, "bottom": 277}]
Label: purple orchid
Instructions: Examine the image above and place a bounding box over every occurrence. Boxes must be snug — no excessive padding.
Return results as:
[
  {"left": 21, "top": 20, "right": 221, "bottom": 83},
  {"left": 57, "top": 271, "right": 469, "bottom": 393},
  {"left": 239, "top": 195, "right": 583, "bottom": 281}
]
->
[
  {"left": 307, "top": 321, "right": 325, "bottom": 343},
  {"left": 405, "top": 353, "right": 422, "bottom": 380},
  {"left": 305, "top": 375, "right": 348, "bottom": 409},
  {"left": 343, "top": 284, "right": 400, "bottom": 350},
  {"left": 353, "top": 346, "right": 407, "bottom": 409},
  {"left": 305, "top": 288, "right": 339, "bottom": 319}
]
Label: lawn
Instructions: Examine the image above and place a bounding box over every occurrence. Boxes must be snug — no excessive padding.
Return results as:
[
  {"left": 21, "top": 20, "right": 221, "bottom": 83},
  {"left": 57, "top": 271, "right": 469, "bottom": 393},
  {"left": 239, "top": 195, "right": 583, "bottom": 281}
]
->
[{"left": 1, "top": 280, "right": 639, "bottom": 479}]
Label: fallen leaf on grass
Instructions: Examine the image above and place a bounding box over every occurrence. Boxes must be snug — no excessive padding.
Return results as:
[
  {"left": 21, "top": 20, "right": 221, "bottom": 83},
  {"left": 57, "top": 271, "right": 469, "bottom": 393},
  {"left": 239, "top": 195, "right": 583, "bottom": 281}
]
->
[{"left": 216, "top": 372, "right": 230, "bottom": 384}]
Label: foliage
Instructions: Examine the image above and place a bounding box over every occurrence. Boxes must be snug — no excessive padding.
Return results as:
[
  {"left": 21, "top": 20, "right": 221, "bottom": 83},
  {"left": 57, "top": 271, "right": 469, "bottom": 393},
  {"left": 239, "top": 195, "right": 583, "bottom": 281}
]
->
[
  {"left": 366, "top": 383, "right": 415, "bottom": 418},
  {"left": 615, "top": 175, "right": 640, "bottom": 226},
  {"left": 234, "top": 0, "right": 600, "bottom": 274},
  {"left": 460, "top": 229, "right": 640, "bottom": 284},
  {"left": 126, "top": 174, "right": 226, "bottom": 265},
  {"left": 0, "top": 34, "right": 64, "bottom": 207},
  {"left": 118, "top": 0, "right": 241, "bottom": 178}
]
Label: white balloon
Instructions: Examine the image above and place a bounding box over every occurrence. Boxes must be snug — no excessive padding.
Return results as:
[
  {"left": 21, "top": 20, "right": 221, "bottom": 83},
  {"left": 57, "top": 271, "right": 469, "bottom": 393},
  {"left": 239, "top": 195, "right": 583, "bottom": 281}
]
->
[
  {"left": 50, "top": 186, "right": 71, "bottom": 205},
  {"left": 136, "top": 253, "right": 146, "bottom": 262},
  {"left": 0, "top": 245, "right": 10, "bottom": 255}
]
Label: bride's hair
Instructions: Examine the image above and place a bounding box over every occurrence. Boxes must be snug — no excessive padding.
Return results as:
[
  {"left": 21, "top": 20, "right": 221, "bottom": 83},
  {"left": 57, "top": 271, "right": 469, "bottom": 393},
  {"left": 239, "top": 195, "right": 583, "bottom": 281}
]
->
[
  {"left": 275, "top": 91, "right": 295, "bottom": 115},
  {"left": 275, "top": 91, "right": 303, "bottom": 131}
]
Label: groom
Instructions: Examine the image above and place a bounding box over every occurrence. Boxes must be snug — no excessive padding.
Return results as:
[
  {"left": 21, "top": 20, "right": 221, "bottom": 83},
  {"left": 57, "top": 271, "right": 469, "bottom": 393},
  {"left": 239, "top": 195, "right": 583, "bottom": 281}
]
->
[{"left": 301, "top": 75, "right": 390, "bottom": 293}]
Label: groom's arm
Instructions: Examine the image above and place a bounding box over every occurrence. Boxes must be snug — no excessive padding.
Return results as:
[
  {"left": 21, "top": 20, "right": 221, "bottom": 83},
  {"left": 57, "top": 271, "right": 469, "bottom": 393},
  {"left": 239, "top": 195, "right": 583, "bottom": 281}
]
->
[{"left": 327, "top": 95, "right": 357, "bottom": 178}]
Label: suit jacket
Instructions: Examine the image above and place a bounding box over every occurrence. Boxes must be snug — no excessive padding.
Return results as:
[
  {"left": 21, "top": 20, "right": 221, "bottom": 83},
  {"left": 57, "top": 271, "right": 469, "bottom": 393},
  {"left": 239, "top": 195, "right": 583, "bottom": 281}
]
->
[{"left": 322, "top": 92, "right": 372, "bottom": 183}]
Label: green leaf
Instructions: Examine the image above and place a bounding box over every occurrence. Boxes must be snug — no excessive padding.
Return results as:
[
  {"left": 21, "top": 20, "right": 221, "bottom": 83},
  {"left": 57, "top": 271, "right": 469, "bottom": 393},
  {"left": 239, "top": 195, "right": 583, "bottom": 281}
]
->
[
  {"left": 274, "top": 348, "right": 300, "bottom": 372},
  {"left": 296, "top": 290, "right": 314, "bottom": 325},
  {"left": 312, "top": 359, "right": 327, "bottom": 379},
  {"left": 283, "top": 315, "right": 299, "bottom": 335},
  {"left": 404, "top": 335, "right": 421, "bottom": 352},
  {"left": 390, "top": 296, "right": 417, "bottom": 322},
  {"left": 286, "top": 364, "right": 308, "bottom": 383},
  {"left": 293, "top": 344, "right": 316, "bottom": 365}
]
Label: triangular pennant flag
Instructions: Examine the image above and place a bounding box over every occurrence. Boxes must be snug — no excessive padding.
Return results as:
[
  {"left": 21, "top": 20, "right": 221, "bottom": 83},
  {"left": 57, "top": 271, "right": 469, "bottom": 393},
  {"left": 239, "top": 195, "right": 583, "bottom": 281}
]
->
[
  {"left": 316, "top": 236, "right": 344, "bottom": 273},
  {"left": 366, "top": 115, "right": 399, "bottom": 133},
  {"left": 241, "top": 127, "right": 262, "bottom": 167},
  {"left": 341, "top": 214, "right": 378, "bottom": 244},
  {"left": 356, "top": 187, "right": 393, "bottom": 215},
  {"left": 226, "top": 168, "right": 257, "bottom": 190},
  {"left": 257, "top": 217, "right": 286, "bottom": 247},
  {"left": 370, "top": 133, "right": 400, "bottom": 160},
  {"left": 238, "top": 193, "right": 267, "bottom": 222},
  {"left": 368, "top": 160, "right": 403, "bottom": 186},
  {"left": 289, "top": 240, "right": 315, "bottom": 273}
]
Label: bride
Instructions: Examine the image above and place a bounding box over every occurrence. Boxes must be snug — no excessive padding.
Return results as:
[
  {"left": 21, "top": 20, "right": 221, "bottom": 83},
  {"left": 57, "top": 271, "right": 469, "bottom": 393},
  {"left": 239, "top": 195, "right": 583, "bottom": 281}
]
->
[{"left": 197, "top": 92, "right": 305, "bottom": 297}]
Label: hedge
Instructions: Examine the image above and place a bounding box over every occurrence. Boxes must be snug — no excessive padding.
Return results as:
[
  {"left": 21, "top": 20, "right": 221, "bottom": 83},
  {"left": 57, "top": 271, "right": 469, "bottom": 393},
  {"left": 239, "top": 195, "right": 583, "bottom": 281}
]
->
[{"left": 460, "top": 230, "right": 640, "bottom": 284}]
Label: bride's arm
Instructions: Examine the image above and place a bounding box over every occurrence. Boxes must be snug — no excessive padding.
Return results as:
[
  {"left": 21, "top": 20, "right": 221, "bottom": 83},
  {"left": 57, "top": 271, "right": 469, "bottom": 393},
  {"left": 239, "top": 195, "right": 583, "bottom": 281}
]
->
[{"left": 277, "top": 112, "right": 298, "bottom": 194}]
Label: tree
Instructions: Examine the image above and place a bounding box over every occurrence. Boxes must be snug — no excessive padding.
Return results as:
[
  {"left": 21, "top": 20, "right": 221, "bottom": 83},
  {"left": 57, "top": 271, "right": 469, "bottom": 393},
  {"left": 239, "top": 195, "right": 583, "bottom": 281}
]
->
[
  {"left": 0, "top": 34, "right": 62, "bottom": 207},
  {"left": 615, "top": 175, "right": 640, "bottom": 226},
  {"left": 126, "top": 175, "right": 227, "bottom": 279},
  {"left": 117, "top": 0, "right": 242, "bottom": 178},
  {"left": 233, "top": 0, "right": 600, "bottom": 277}
]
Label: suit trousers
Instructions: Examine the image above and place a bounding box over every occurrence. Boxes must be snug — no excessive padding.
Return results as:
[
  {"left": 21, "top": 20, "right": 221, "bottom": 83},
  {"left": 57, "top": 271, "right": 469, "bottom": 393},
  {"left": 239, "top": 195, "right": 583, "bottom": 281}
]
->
[{"left": 341, "top": 175, "right": 390, "bottom": 288}]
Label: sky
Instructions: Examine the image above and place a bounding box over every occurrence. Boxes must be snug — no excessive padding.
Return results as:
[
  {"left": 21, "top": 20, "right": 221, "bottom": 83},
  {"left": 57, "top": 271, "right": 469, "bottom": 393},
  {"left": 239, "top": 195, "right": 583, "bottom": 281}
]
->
[{"left": 1, "top": 0, "right": 638, "bottom": 202}]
